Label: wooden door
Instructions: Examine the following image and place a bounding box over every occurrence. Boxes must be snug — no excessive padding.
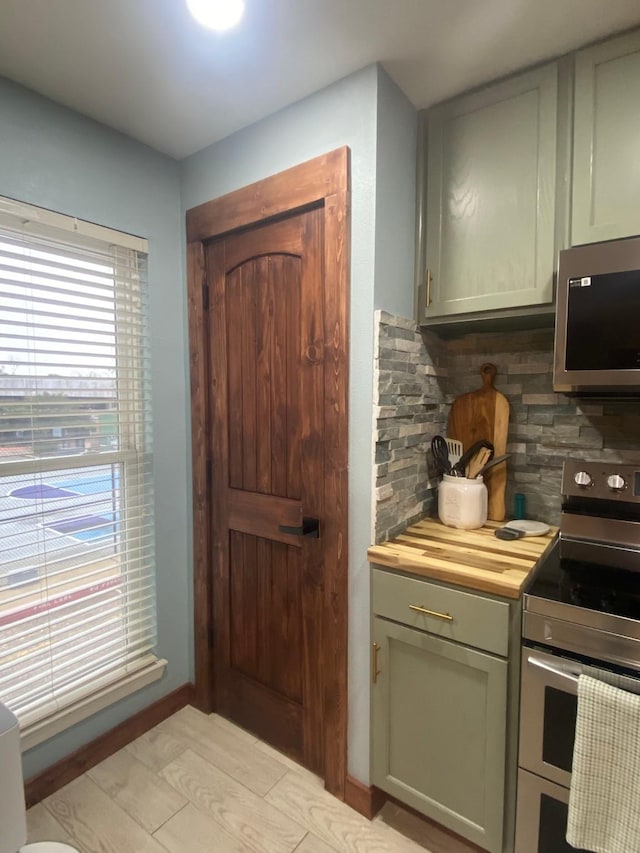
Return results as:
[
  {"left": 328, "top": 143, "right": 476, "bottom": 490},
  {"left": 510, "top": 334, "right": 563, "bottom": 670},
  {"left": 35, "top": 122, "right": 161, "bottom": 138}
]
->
[
  {"left": 206, "top": 209, "right": 325, "bottom": 772},
  {"left": 187, "top": 148, "right": 349, "bottom": 796}
]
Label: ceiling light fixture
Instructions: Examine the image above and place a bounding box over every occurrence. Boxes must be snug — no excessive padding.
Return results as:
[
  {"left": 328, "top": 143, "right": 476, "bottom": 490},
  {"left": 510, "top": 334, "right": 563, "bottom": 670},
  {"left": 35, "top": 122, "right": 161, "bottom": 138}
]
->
[{"left": 187, "top": 0, "right": 244, "bottom": 31}]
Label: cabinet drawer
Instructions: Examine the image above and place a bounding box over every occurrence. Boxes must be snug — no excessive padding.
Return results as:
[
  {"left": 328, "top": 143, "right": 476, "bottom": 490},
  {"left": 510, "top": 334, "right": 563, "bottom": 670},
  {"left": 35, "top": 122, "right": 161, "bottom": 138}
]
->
[{"left": 372, "top": 568, "right": 509, "bottom": 656}]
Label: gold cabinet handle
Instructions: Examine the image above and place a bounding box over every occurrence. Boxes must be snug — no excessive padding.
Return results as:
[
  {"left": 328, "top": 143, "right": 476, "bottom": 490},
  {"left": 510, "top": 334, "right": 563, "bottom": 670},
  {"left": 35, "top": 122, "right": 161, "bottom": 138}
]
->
[
  {"left": 371, "top": 642, "right": 381, "bottom": 684},
  {"left": 425, "top": 269, "right": 432, "bottom": 307},
  {"left": 409, "top": 604, "right": 453, "bottom": 622}
]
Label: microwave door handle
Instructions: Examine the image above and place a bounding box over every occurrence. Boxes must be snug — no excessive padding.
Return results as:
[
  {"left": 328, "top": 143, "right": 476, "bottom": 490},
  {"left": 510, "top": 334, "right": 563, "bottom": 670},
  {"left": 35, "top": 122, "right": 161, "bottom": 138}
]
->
[{"left": 528, "top": 655, "right": 580, "bottom": 686}]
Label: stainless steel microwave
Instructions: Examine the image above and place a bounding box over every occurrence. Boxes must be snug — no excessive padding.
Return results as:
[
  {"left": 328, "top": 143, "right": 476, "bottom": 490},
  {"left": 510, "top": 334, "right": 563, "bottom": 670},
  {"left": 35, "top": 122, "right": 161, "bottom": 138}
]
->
[{"left": 553, "top": 235, "right": 640, "bottom": 394}]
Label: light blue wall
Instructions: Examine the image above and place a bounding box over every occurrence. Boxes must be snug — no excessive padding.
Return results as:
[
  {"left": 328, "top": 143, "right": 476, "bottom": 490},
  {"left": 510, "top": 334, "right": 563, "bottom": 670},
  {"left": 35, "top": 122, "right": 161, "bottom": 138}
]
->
[
  {"left": 0, "top": 77, "right": 192, "bottom": 778},
  {"left": 181, "top": 64, "right": 379, "bottom": 784},
  {"left": 374, "top": 68, "right": 418, "bottom": 317}
]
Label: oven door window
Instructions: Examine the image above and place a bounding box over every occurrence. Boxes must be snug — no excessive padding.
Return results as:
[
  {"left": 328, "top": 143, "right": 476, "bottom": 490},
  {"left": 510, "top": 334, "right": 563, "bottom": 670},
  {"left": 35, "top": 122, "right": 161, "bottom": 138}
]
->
[
  {"left": 516, "top": 769, "right": 590, "bottom": 853},
  {"left": 539, "top": 794, "right": 587, "bottom": 853},
  {"left": 542, "top": 686, "right": 577, "bottom": 773},
  {"left": 519, "top": 648, "right": 577, "bottom": 787}
]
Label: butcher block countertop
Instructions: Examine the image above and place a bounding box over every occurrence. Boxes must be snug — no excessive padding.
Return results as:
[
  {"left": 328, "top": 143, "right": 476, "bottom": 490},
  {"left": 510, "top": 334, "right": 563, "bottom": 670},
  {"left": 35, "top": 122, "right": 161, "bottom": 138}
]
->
[{"left": 368, "top": 517, "right": 557, "bottom": 599}]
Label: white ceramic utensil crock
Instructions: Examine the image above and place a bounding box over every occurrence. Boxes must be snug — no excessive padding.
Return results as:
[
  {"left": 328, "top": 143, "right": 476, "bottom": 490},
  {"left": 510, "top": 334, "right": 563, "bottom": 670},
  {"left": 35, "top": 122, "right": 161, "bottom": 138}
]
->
[{"left": 438, "top": 474, "right": 488, "bottom": 530}]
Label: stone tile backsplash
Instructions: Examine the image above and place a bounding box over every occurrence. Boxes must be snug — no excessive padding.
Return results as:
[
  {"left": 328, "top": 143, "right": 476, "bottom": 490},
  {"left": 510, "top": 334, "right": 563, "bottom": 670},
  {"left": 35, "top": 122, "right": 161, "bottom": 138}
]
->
[
  {"left": 374, "top": 311, "right": 447, "bottom": 542},
  {"left": 374, "top": 313, "right": 640, "bottom": 539}
]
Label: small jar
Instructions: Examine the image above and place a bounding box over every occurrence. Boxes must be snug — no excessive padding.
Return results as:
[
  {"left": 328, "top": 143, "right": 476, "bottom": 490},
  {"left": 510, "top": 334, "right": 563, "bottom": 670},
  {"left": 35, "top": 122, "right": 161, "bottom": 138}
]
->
[{"left": 438, "top": 474, "right": 488, "bottom": 530}]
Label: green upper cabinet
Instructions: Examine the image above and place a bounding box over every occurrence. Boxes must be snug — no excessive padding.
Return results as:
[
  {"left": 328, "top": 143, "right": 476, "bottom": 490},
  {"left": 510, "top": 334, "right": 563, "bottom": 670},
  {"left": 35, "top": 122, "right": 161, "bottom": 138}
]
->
[
  {"left": 572, "top": 30, "right": 640, "bottom": 245},
  {"left": 417, "top": 61, "right": 570, "bottom": 324}
]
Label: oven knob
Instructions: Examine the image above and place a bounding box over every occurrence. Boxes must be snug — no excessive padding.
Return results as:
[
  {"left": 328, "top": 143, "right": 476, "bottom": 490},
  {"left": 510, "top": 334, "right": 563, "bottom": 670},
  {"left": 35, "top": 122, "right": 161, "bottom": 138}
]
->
[
  {"left": 607, "top": 474, "right": 626, "bottom": 492},
  {"left": 574, "top": 471, "right": 593, "bottom": 488}
]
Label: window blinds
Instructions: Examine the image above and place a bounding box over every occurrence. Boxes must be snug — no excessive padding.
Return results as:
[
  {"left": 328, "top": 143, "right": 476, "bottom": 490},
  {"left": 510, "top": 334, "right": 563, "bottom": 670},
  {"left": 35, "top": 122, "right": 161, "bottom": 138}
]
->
[{"left": 0, "top": 199, "right": 157, "bottom": 728}]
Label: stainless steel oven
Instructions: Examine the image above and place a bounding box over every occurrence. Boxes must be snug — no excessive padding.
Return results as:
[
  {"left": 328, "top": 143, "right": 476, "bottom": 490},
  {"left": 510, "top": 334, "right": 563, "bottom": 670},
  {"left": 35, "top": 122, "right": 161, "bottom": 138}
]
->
[
  {"left": 515, "top": 459, "right": 640, "bottom": 853},
  {"left": 517, "top": 641, "right": 640, "bottom": 853}
]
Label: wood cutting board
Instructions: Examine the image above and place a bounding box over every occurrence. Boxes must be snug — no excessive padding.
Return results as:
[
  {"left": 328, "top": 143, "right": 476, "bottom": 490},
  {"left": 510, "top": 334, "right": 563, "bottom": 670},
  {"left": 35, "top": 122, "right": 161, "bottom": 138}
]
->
[{"left": 447, "top": 363, "right": 510, "bottom": 521}]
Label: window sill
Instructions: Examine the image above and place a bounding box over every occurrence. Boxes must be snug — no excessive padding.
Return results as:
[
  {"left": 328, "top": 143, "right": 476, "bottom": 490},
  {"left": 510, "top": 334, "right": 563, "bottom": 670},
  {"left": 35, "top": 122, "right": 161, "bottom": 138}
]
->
[{"left": 20, "top": 658, "right": 167, "bottom": 752}]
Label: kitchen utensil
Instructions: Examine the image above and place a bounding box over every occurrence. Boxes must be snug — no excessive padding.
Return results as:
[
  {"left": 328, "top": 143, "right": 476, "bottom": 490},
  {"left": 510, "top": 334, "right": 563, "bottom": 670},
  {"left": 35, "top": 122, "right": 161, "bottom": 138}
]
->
[
  {"left": 448, "top": 363, "right": 510, "bottom": 520},
  {"left": 467, "top": 446, "right": 493, "bottom": 479},
  {"left": 430, "top": 434, "right": 451, "bottom": 476},
  {"left": 452, "top": 439, "right": 494, "bottom": 477},
  {"left": 494, "top": 527, "right": 525, "bottom": 540},
  {"left": 503, "top": 520, "right": 550, "bottom": 537},
  {"left": 445, "top": 437, "right": 463, "bottom": 467},
  {"left": 476, "top": 452, "right": 511, "bottom": 477}
]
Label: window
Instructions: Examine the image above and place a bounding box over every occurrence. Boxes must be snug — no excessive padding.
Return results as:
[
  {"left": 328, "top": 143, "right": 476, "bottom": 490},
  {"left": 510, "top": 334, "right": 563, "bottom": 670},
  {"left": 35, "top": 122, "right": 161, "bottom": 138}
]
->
[{"left": 0, "top": 198, "right": 162, "bottom": 746}]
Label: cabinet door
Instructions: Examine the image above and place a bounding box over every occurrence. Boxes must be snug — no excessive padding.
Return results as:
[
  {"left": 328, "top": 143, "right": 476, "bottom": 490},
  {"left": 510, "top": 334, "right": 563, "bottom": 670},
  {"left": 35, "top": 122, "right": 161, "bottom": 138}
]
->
[
  {"left": 422, "top": 62, "right": 559, "bottom": 319},
  {"left": 573, "top": 30, "right": 640, "bottom": 245},
  {"left": 371, "top": 618, "right": 507, "bottom": 853}
]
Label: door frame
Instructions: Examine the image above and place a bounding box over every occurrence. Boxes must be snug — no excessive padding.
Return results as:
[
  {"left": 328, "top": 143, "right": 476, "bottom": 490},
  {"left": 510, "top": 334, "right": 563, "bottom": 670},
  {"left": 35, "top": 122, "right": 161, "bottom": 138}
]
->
[{"left": 186, "top": 147, "right": 350, "bottom": 797}]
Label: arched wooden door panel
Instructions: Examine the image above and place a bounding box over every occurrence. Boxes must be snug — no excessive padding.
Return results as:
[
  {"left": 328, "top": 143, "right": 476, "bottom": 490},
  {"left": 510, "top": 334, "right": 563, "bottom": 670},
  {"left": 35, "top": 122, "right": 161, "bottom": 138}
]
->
[
  {"left": 187, "top": 148, "right": 349, "bottom": 795},
  {"left": 208, "top": 210, "right": 324, "bottom": 771}
]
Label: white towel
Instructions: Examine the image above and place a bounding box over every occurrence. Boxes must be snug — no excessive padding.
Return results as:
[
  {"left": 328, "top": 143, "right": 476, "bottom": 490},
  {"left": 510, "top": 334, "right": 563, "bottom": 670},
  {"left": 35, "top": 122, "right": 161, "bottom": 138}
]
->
[{"left": 567, "top": 674, "right": 640, "bottom": 853}]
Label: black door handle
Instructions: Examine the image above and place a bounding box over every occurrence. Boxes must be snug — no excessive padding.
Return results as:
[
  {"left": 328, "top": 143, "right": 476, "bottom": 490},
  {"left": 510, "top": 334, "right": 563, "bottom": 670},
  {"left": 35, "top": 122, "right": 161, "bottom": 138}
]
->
[{"left": 278, "top": 517, "right": 320, "bottom": 538}]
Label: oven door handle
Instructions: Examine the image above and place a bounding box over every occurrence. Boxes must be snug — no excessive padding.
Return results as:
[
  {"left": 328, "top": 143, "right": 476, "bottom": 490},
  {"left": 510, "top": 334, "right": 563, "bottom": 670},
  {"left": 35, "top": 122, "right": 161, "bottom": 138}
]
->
[{"left": 528, "top": 655, "right": 580, "bottom": 685}]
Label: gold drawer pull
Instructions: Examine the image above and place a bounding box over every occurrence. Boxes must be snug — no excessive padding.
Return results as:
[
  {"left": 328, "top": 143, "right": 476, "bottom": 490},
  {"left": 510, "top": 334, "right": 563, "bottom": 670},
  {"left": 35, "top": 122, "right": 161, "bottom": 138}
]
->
[
  {"left": 372, "top": 642, "right": 381, "bottom": 684},
  {"left": 409, "top": 604, "right": 453, "bottom": 622}
]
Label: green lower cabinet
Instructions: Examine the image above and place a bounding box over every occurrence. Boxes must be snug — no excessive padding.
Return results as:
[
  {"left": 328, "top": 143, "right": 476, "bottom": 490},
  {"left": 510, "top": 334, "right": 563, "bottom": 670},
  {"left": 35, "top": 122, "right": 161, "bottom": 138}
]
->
[{"left": 372, "top": 617, "right": 508, "bottom": 853}]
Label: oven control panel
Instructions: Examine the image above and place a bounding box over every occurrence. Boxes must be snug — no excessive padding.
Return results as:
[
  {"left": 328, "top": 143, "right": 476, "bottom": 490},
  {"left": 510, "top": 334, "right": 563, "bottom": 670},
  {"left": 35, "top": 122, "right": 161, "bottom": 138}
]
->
[{"left": 562, "top": 460, "right": 640, "bottom": 502}]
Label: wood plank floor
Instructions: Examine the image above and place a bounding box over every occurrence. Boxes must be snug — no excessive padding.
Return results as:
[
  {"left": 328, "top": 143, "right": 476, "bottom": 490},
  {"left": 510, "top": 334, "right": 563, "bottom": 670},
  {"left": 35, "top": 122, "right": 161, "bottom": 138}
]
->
[{"left": 27, "top": 705, "right": 476, "bottom": 853}]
